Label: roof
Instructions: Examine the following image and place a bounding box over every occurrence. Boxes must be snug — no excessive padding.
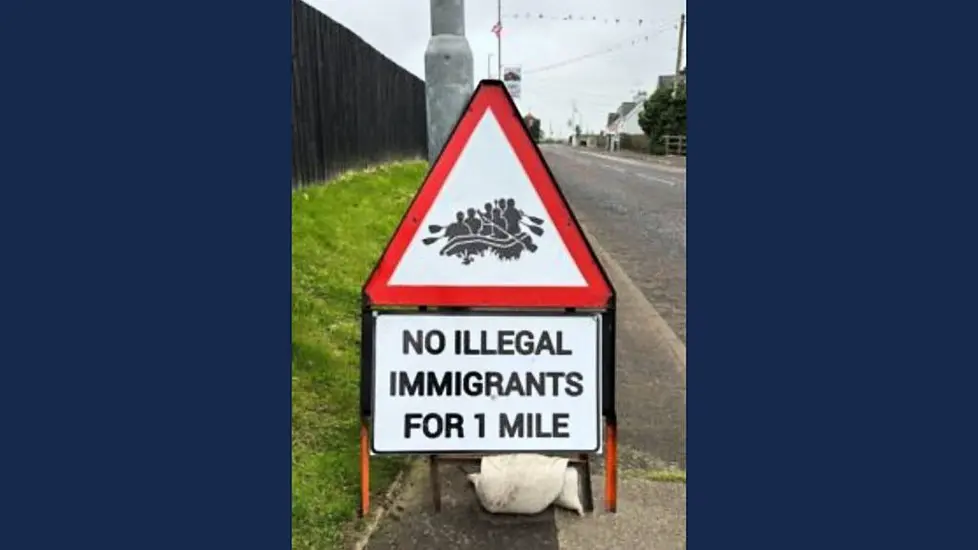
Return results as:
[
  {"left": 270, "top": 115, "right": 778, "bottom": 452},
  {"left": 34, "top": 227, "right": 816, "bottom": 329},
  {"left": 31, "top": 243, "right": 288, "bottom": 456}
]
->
[{"left": 606, "top": 101, "right": 644, "bottom": 134}]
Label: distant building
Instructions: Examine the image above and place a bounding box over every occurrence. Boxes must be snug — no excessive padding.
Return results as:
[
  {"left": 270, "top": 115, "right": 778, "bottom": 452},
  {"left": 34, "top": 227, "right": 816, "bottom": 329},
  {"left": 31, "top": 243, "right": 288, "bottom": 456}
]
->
[
  {"left": 657, "top": 68, "right": 687, "bottom": 91},
  {"left": 603, "top": 73, "right": 685, "bottom": 153},
  {"left": 604, "top": 91, "right": 649, "bottom": 151},
  {"left": 617, "top": 101, "right": 637, "bottom": 120}
]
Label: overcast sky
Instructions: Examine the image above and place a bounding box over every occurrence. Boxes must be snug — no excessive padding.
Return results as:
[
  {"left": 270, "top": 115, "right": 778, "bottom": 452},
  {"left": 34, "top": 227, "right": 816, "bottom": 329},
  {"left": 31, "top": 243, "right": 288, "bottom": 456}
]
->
[{"left": 305, "top": 0, "right": 686, "bottom": 136}]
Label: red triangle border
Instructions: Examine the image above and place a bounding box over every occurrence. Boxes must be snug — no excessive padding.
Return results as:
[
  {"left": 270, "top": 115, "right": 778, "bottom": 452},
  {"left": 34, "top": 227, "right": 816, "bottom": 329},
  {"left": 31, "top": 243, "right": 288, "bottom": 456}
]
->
[{"left": 363, "top": 81, "right": 613, "bottom": 309}]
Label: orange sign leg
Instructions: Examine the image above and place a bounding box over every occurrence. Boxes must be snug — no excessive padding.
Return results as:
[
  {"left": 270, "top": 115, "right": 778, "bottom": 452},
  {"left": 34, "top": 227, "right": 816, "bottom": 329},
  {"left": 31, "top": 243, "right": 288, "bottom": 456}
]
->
[
  {"left": 359, "top": 419, "right": 370, "bottom": 517},
  {"left": 605, "top": 421, "right": 618, "bottom": 512}
]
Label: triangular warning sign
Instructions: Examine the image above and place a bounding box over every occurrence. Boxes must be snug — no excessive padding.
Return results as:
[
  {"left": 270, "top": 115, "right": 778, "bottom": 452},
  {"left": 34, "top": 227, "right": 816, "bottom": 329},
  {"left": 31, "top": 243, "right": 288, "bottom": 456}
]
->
[{"left": 363, "top": 80, "right": 613, "bottom": 308}]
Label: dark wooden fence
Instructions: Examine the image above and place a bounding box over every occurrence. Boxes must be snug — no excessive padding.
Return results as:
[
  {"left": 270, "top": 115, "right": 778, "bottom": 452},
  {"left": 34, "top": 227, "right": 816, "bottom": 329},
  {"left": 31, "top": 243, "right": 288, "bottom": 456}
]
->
[{"left": 291, "top": 0, "right": 427, "bottom": 186}]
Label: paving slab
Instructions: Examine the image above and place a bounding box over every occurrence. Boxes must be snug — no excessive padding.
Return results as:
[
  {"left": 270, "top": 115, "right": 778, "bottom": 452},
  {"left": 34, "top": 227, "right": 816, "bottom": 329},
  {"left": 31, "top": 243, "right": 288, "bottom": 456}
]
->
[
  {"left": 556, "top": 475, "right": 686, "bottom": 550},
  {"left": 362, "top": 460, "right": 560, "bottom": 550}
]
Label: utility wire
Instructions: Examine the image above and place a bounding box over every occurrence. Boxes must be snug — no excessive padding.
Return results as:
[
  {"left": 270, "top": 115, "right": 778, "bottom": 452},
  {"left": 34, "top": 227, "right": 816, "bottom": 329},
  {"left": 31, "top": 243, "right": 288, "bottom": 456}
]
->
[
  {"left": 527, "top": 73, "right": 659, "bottom": 93},
  {"left": 522, "top": 85, "right": 649, "bottom": 102},
  {"left": 523, "top": 23, "right": 675, "bottom": 75}
]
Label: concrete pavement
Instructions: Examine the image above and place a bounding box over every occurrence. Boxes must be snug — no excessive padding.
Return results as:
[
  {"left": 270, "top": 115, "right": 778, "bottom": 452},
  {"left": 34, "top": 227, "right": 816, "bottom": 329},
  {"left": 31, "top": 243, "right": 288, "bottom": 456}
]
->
[
  {"left": 355, "top": 146, "right": 687, "bottom": 549},
  {"left": 556, "top": 475, "right": 686, "bottom": 550},
  {"left": 360, "top": 460, "right": 561, "bottom": 550}
]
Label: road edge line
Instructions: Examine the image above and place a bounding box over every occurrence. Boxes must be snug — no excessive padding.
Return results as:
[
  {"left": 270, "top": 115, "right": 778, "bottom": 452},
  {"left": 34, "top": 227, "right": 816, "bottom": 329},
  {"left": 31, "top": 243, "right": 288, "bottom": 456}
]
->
[{"left": 581, "top": 225, "right": 686, "bottom": 378}]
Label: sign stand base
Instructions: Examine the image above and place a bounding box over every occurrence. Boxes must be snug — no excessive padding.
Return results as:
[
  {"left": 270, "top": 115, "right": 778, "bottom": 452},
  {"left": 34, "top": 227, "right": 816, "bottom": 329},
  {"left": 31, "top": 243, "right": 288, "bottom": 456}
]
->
[
  {"left": 428, "top": 453, "right": 596, "bottom": 514},
  {"left": 357, "top": 419, "right": 618, "bottom": 518},
  {"left": 359, "top": 424, "right": 620, "bottom": 517},
  {"left": 357, "top": 78, "right": 621, "bottom": 520}
]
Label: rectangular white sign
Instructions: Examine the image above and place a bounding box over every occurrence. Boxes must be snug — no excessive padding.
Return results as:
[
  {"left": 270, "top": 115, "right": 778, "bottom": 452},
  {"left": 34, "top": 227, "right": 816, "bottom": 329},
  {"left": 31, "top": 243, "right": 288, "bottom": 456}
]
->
[
  {"left": 371, "top": 313, "right": 601, "bottom": 454},
  {"left": 502, "top": 65, "right": 522, "bottom": 99}
]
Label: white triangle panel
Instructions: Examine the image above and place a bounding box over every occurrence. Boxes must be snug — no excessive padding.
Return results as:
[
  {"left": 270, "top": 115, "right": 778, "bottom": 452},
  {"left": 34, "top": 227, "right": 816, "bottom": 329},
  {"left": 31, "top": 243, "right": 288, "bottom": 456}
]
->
[{"left": 388, "top": 110, "right": 587, "bottom": 288}]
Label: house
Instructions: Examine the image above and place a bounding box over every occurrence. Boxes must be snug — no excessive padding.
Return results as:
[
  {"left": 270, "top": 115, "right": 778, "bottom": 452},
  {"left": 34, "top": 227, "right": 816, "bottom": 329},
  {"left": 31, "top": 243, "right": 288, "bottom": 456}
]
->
[
  {"left": 657, "top": 68, "right": 687, "bottom": 91},
  {"left": 605, "top": 91, "right": 648, "bottom": 152}
]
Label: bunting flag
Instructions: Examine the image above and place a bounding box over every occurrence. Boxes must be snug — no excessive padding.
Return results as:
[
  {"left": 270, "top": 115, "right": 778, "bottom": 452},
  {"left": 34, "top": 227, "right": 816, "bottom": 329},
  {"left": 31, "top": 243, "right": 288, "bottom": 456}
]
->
[{"left": 503, "top": 13, "right": 659, "bottom": 26}]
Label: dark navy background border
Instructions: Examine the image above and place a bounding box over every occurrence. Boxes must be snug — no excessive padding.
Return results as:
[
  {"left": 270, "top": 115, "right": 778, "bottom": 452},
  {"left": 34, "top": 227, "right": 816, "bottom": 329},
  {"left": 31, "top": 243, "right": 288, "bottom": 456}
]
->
[
  {"left": 694, "top": 1, "right": 978, "bottom": 548},
  {"left": 0, "top": 1, "right": 290, "bottom": 548},
  {"left": 2, "top": 0, "right": 978, "bottom": 547}
]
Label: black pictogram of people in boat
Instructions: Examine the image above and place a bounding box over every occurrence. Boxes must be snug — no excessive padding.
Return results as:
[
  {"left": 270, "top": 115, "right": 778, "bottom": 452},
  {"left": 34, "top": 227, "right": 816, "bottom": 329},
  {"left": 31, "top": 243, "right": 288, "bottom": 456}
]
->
[{"left": 422, "top": 198, "right": 546, "bottom": 265}]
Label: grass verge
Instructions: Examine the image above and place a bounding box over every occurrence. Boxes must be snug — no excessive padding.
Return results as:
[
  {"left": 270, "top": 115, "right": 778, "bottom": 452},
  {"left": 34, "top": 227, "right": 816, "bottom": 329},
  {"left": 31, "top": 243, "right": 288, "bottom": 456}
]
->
[{"left": 292, "top": 162, "right": 427, "bottom": 550}]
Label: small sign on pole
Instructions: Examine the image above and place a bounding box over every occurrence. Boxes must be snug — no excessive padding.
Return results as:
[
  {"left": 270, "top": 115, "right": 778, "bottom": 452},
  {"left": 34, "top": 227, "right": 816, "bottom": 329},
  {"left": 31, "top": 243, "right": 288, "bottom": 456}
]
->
[
  {"left": 359, "top": 80, "right": 617, "bottom": 517},
  {"left": 501, "top": 65, "right": 522, "bottom": 99}
]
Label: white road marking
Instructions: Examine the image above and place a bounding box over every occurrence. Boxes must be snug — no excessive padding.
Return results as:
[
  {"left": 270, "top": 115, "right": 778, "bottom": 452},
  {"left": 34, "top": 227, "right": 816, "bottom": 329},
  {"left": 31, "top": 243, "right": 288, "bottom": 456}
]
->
[
  {"left": 567, "top": 148, "right": 687, "bottom": 175},
  {"left": 543, "top": 146, "right": 686, "bottom": 187},
  {"left": 635, "top": 172, "right": 680, "bottom": 187}
]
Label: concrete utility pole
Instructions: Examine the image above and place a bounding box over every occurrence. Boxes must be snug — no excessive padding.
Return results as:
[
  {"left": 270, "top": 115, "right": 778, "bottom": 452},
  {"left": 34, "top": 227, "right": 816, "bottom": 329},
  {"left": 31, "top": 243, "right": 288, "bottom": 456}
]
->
[
  {"left": 673, "top": 13, "right": 685, "bottom": 96},
  {"left": 425, "top": 0, "right": 474, "bottom": 164},
  {"left": 487, "top": 53, "right": 494, "bottom": 79}
]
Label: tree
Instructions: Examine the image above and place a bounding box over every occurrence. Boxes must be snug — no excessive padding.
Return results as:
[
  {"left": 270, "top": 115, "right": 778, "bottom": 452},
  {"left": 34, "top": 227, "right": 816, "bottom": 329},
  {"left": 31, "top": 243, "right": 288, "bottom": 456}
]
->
[
  {"left": 523, "top": 114, "right": 543, "bottom": 142},
  {"left": 638, "top": 83, "right": 686, "bottom": 148},
  {"left": 529, "top": 119, "right": 542, "bottom": 142}
]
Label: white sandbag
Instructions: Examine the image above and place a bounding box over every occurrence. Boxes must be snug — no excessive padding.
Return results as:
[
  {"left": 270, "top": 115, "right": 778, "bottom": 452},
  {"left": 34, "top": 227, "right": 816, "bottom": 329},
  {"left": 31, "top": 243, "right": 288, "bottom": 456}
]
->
[
  {"left": 467, "top": 454, "right": 568, "bottom": 515},
  {"left": 555, "top": 466, "right": 585, "bottom": 516}
]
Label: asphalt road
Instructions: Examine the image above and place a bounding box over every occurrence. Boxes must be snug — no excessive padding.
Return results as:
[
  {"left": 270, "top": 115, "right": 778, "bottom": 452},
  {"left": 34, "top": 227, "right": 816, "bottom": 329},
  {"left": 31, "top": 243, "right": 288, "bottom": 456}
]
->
[{"left": 541, "top": 145, "right": 687, "bottom": 344}]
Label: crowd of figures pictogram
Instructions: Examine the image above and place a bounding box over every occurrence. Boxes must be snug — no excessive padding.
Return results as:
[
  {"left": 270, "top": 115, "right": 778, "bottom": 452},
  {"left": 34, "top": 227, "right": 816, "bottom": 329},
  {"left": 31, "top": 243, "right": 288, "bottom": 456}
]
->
[{"left": 422, "top": 198, "right": 546, "bottom": 265}]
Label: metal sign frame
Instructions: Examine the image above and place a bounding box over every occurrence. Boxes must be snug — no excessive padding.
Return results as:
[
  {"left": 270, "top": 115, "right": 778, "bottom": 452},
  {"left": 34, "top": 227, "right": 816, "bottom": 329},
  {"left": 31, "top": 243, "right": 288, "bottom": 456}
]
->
[{"left": 356, "top": 79, "right": 619, "bottom": 518}]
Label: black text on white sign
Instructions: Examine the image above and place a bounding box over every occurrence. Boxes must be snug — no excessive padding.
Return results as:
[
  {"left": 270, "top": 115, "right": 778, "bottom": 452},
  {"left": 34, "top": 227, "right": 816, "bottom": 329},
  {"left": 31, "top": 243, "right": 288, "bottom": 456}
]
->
[{"left": 371, "top": 313, "right": 601, "bottom": 453}]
